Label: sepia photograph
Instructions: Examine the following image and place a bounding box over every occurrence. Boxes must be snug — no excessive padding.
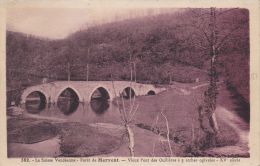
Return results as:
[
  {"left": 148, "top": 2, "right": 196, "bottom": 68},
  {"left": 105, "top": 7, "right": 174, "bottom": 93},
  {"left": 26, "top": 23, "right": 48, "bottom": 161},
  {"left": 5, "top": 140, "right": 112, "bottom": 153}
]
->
[{"left": 5, "top": 4, "right": 251, "bottom": 158}]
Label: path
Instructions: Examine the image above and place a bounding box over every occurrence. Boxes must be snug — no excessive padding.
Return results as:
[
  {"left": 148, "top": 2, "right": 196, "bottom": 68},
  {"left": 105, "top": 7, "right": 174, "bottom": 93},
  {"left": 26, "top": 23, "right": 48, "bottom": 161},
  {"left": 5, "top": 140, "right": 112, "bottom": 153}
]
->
[
  {"left": 191, "top": 81, "right": 224, "bottom": 90},
  {"left": 169, "top": 81, "right": 221, "bottom": 95},
  {"left": 204, "top": 106, "right": 249, "bottom": 157},
  {"left": 216, "top": 106, "right": 249, "bottom": 145},
  {"left": 191, "top": 82, "right": 209, "bottom": 90}
]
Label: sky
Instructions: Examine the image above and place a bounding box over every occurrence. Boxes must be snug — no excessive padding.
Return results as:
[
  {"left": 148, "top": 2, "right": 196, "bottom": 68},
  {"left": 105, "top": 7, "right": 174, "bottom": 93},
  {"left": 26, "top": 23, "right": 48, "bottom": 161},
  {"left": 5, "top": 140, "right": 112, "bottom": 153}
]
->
[{"left": 7, "top": 7, "right": 176, "bottom": 39}]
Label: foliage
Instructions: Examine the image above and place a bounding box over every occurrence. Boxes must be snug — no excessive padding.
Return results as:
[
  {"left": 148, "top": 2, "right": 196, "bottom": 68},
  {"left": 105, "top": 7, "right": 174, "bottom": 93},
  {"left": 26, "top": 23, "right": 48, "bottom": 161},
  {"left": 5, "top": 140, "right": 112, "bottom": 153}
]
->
[{"left": 6, "top": 9, "right": 249, "bottom": 102}]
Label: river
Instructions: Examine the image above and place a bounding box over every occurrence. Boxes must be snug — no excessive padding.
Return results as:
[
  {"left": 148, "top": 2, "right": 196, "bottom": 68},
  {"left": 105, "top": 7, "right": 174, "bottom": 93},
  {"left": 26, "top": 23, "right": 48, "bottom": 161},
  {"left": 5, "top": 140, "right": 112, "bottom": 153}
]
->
[{"left": 21, "top": 97, "right": 122, "bottom": 124}]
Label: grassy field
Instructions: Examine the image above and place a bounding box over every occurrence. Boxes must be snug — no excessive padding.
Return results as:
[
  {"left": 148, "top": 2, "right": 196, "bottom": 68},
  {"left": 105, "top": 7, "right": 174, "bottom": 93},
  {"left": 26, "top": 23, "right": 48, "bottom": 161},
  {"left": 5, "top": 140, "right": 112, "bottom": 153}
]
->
[{"left": 113, "top": 81, "right": 241, "bottom": 156}]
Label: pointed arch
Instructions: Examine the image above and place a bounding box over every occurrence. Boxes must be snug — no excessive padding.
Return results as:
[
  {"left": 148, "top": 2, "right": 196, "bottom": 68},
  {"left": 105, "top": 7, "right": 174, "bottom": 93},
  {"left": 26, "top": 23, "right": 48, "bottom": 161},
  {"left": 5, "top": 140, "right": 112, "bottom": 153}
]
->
[
  {"left": 89, "top": 86, "right": 111, "bottom": 101},
  {"left": 121, "top": 87, "right": 136, "bottom": 99},
  {"left": 55, "top": 86, "right": 81, "bottom": 103},
  {"left": 147, "top": 90, "right": 156, "bottom": 95},
  {"left": 25, "top": 91, "right": 47, "bottom": 112},
  {"left": 22, "top": 89, "right": 48, "bottom": 104},
  {"left": 56, "top": 87, "right": 80, "bottom": 115}
]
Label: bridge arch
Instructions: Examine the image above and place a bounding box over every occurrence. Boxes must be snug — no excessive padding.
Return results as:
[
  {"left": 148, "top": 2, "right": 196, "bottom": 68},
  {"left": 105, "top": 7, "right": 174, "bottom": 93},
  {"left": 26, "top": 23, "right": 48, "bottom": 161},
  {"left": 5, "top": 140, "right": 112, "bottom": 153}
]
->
[
  {"left": 147, "top": 90, "right": 156, "bottom": 95},
  {"left": 55, "top": 86, "right": 82, "bottom": 103},
  {"left": 21, "top": 89, "right": 49, "bottom": 104},
  {"left": 121, "top": 86, "right": 136, "bottom": 99},
  {"left": 23, "top": 90, "right": 48, "bottom": 113},
  {"left": 89, "top": 86, "right": 112, "bottom": 101}
]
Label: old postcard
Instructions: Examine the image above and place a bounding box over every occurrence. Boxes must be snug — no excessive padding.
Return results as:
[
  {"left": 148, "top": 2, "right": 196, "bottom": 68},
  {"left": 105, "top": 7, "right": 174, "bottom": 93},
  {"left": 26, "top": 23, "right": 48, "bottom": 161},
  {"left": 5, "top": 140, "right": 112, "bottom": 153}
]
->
[{"left": 0, "top": 0, "right": 259, "bottom": 165}]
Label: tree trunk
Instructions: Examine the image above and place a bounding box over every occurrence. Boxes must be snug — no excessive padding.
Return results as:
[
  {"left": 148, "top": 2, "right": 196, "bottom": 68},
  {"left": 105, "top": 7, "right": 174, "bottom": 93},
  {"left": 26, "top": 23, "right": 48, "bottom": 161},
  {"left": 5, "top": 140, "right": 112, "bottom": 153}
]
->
[
  {"left": 126, "top": 124, "right": 135, "bottom": 157},
  {"left": 86, "top": 64, "right": 89, "bottom": 81},
  {"left": 209, "top": 112, "right": 219, "bottom": 133},
  {"left": 209, "top": 7, "right": 219, "bottom": 134},
  {"left": 134, "top": 62, "right": 136, "bottom": 83},
  {"left": 67, "top": 62, "right": 71, "bottom": 81}
]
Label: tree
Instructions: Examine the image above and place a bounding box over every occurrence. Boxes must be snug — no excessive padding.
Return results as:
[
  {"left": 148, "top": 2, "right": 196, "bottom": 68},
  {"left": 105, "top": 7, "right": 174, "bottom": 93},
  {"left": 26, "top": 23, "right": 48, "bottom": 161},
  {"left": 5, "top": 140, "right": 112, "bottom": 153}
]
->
[{"left": 182, "top": 8, "right": 249, "bottom": 140}]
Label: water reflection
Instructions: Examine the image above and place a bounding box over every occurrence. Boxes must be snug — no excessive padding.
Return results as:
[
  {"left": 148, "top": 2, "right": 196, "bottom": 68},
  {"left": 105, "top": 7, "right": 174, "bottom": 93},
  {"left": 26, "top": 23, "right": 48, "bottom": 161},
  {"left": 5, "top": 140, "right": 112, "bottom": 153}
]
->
[
  {"left": 57, "top": 88, "right": 79, "bottom": 115},
  {"left": 25, "top": 96, "right": 111, "bottom": 117},
  {"left": 57, "top": 98, "right": 79, "bottom": 115},
  {"left": 22, "top": 101, "right": 121, "bottom": 124},
  {"left": 25, "top": 91, "right": 46, "bottom": 114},
  {"left": 90, "top": 87, "right": 110, "bottom": 115},
  {"left": 23, "top": 88, "right": 122, "bottom": 124},
  {"left": 90, "top": 98, "right": 109, "bottom": 115}
]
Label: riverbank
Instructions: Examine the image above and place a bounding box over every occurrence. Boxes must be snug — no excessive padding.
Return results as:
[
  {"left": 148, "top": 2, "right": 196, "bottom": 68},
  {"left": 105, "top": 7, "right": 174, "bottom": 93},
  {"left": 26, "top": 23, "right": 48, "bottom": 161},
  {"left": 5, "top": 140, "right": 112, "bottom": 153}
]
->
[{"left": 7, "top": 116, "right": 125, "bottom": 157}]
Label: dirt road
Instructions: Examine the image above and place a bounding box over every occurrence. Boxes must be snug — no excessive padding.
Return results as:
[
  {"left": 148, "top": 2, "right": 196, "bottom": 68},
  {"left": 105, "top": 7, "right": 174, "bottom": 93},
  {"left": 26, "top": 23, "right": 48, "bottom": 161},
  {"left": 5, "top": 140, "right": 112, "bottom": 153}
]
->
[{"left": 204, "top": 106, "right": 249, "bottom": 157}]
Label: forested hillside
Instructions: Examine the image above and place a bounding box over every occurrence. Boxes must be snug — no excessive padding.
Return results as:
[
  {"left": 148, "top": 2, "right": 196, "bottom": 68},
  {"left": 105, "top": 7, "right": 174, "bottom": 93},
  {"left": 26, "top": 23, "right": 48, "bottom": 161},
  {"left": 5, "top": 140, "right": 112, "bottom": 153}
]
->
[{"left": 6, "top": 8, "right": 249, "bottom": 101}]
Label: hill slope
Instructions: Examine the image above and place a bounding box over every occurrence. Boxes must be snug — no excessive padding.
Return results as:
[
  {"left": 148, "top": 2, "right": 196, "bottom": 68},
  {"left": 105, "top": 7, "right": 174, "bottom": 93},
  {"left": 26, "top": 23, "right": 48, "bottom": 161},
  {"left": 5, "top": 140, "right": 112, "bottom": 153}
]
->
[{"left": 6, "top": 9, "right": 249, "bottom": 101}]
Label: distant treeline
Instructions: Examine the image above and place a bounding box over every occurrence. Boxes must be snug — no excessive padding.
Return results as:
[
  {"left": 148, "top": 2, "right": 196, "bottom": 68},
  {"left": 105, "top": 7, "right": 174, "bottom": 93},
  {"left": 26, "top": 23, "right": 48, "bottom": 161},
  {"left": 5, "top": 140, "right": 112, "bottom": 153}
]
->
[{"left": 6, "top": 8, "right": 249, "bottom": 101}]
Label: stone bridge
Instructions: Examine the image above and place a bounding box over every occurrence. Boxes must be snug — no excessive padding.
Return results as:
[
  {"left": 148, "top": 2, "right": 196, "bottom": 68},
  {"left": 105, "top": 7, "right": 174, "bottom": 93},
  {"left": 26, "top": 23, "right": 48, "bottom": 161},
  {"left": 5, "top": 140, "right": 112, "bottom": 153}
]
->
[{"left": 20, "top": 81, "right": 166, "bottom": 103}]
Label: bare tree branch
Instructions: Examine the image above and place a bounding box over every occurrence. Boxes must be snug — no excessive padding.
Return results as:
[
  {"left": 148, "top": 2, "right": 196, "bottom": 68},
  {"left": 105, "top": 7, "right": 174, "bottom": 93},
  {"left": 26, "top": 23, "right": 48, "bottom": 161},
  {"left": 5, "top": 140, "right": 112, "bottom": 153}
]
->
[
  {"left": 216, "top": 8, "right": 239, "bottom": 17},
  {"left": 160, "top": 108, "right": 173, "bottom": 156},
  {"left": 216, "top": 25, "right": 244, "bottom": 50},
  {"left": 128, "top": 104, "right": 139, "bottom": 123}
]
